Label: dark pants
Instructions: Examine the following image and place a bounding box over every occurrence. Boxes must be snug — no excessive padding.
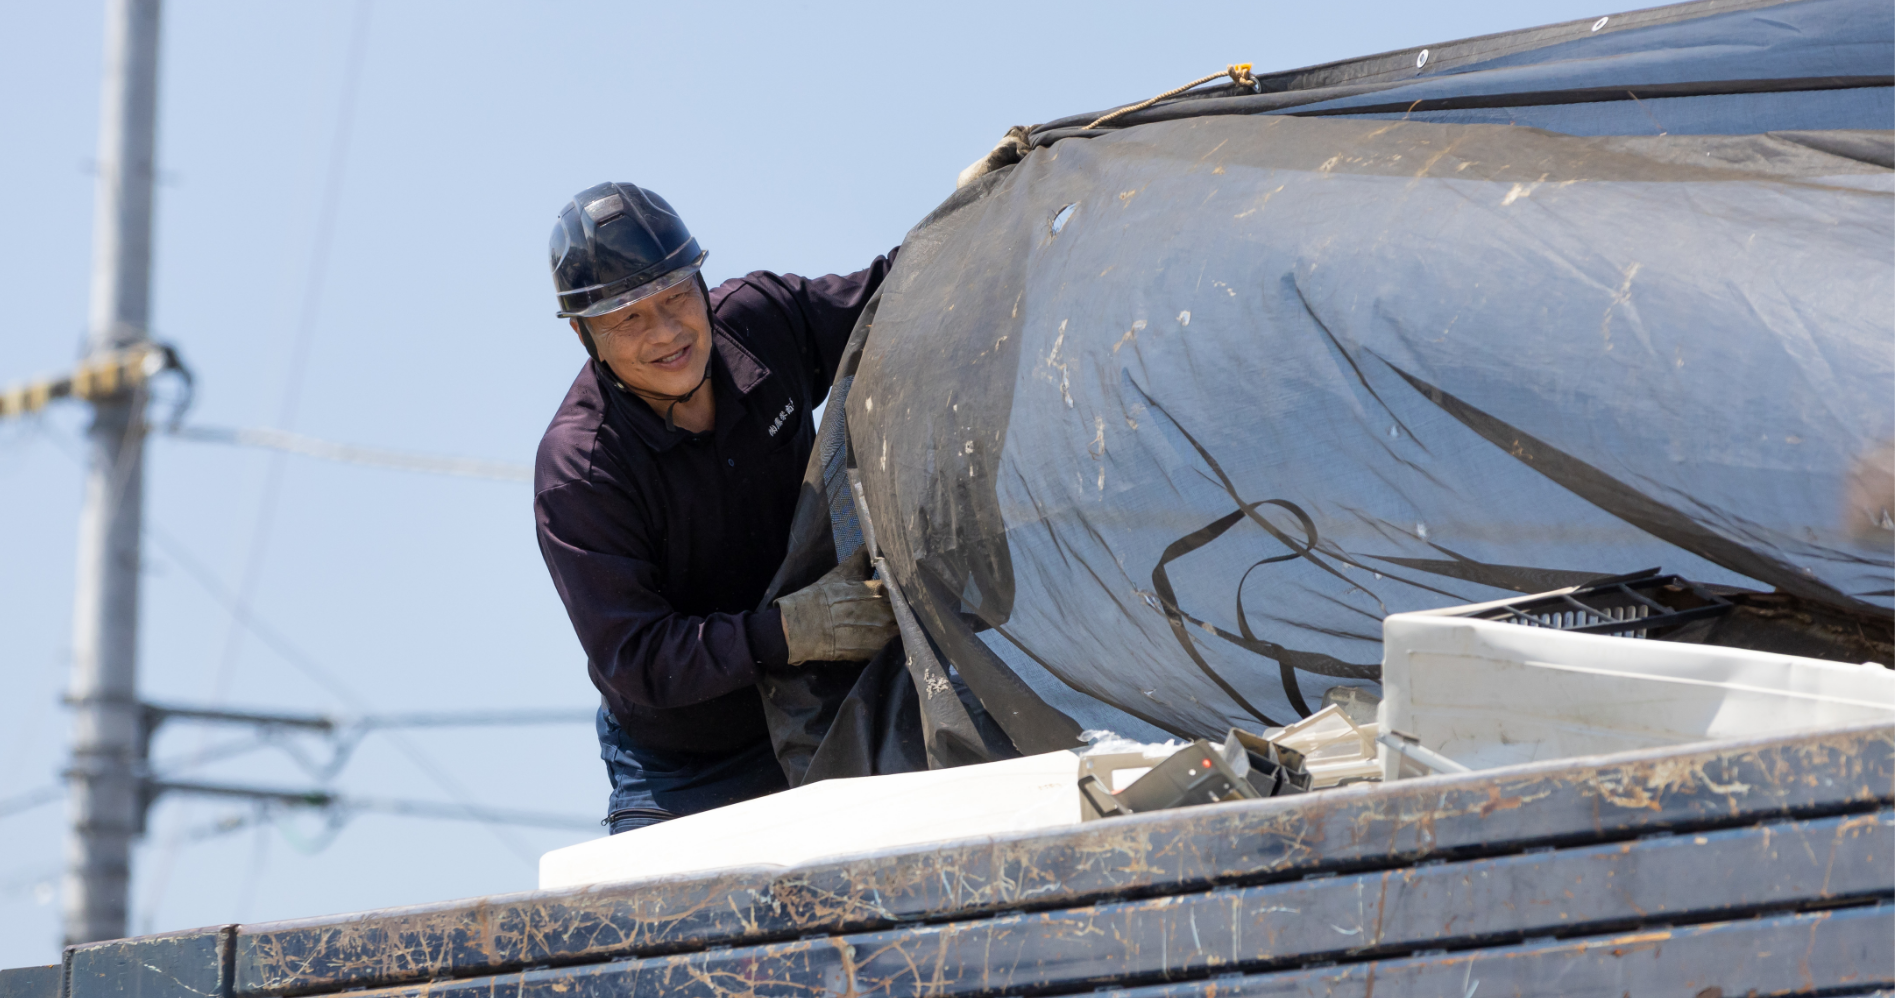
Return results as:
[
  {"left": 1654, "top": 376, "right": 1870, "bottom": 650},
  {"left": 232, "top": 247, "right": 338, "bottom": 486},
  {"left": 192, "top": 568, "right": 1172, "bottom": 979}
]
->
[{"left": 596, "top": 706, "right": 790, "bottom": 834}]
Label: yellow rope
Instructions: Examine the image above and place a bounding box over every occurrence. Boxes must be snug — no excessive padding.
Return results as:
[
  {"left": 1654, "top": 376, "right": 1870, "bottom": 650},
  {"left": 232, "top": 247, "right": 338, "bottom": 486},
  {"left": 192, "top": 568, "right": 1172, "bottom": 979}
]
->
[
  {"left": 0, "top": 343, "right": 170, "bottom": 419},
  {"left": 1086, "top": 63, "right": 1257, "bottom": 130}
]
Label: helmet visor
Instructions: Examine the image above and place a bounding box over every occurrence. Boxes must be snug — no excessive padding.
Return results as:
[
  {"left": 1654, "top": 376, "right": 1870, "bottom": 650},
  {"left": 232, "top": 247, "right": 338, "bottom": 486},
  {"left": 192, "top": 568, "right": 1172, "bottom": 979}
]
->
[{"left": 557, "top": 250, "right": 708, "bottom": 319}]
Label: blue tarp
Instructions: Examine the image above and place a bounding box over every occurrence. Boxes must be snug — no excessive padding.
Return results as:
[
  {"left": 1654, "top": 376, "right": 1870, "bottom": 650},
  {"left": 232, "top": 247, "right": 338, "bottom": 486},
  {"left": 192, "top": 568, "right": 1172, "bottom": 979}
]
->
[
  {"left": 769, "top": 0, "right": 1895, "bottom": 770},
  {"left": 1318, "top": 0, "right": 1894, "bottom": 138}
]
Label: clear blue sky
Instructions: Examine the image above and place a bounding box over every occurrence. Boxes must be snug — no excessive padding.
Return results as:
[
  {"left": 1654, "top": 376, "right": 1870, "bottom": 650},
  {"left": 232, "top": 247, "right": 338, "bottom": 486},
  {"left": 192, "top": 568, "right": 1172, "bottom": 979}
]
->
[{"left": 0, "top": 0, "right": 1610, "bottom": 968}]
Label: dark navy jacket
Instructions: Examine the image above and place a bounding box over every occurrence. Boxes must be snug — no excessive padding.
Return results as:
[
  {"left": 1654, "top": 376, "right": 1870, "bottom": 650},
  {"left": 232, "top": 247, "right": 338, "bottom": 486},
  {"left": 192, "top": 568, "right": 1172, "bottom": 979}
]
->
[{"left": 535, "top": 253, "right": 895, "bottom": 755}]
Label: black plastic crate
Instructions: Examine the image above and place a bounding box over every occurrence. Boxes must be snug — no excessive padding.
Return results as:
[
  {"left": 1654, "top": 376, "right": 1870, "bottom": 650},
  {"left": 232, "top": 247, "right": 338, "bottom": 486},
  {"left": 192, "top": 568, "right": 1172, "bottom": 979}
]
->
[{"left": 1460, "top": 568, "right": 1733, "bottom": 639}]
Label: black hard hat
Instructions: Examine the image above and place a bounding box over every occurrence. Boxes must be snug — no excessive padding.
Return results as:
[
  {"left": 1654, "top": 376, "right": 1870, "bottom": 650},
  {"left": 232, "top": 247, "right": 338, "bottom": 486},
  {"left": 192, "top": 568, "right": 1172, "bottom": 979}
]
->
[{"left": 550, "top": 182, "right": 706, "bottom": 319}]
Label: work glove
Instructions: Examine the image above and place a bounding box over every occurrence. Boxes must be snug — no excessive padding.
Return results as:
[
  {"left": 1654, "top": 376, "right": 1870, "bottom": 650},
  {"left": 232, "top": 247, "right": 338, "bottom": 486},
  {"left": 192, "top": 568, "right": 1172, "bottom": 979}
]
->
[
  {"left": 956, "top": 125, "right": 1031, "bottom": 190},
  {"left": 777, "top": 547, "right": 900, "bottom": 664}
]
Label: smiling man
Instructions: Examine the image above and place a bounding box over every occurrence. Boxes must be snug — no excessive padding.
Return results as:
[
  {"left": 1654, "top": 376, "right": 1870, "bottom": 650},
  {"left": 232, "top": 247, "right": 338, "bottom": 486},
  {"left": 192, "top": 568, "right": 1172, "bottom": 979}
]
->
[{"left": 535, "top": 182, "right": 900, "bottom": 833}]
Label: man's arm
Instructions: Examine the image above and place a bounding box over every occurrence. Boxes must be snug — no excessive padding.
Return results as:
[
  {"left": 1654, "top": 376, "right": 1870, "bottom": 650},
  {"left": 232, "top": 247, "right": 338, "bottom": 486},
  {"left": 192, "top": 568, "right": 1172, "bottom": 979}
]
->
[{"left": 535, "top": 479, "right": 789, "bottom": 709}]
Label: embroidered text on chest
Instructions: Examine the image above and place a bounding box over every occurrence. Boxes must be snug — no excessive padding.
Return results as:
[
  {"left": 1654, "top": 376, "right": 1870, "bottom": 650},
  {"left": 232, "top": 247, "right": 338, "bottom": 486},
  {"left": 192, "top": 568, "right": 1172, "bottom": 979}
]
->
[{"left": 767, "top": 400, "right": 796, "bottom": 437}]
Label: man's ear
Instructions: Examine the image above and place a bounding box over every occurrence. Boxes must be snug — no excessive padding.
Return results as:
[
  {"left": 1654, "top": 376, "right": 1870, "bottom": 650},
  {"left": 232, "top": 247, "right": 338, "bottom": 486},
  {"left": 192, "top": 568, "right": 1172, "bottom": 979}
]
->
[
  {"left": 570, "top": 318, "right": 601, "bottom": 363},
  {"left": 693, "top": 272, "right": 713, "bottom": 324}
]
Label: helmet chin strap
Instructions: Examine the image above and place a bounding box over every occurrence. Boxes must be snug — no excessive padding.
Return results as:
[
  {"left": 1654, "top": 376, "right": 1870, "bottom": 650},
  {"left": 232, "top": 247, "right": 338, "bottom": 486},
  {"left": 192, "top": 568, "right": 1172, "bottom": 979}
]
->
[{"left": 641, "top": 360, "right": 713, "bottom": 434}]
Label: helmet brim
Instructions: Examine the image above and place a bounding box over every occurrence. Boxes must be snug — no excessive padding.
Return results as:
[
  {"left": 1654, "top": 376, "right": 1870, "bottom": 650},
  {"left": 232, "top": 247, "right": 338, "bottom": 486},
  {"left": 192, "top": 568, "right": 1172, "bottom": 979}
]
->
[{"left": 556, "top": 250, "right": 708, "bottom": 319}]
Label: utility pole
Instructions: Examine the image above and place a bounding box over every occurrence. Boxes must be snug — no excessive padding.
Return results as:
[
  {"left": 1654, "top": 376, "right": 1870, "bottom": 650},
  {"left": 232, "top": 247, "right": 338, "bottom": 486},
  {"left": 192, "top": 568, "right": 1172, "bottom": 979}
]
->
[
  {"left": 0, "top": 1, "right": 586, "bottom": 945},
  {"left": 64, "top": 0, "right": 162, "bottom": 947}
]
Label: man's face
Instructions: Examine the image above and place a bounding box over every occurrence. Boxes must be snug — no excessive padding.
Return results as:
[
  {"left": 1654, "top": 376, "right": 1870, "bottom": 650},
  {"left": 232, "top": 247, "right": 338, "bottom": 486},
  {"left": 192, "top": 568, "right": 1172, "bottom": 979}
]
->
[{"left": 572, "top": 278, "right": 712, "bottom": 399}]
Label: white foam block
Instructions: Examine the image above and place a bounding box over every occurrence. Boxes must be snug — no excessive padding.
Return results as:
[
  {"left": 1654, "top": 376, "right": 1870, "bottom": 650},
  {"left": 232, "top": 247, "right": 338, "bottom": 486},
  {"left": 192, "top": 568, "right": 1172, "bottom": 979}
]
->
[
  {"left": 1380, "top": 611, "right": 1895, "bottom": 777},
  {"left": 539, "top": 750, "right": 1083, "bottom": 890}
]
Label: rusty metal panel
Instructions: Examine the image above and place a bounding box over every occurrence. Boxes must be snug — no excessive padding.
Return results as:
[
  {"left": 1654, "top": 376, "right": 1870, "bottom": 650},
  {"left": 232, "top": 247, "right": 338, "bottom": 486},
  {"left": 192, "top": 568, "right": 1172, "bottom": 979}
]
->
[
  {"left": 0, "top": 964, "right": 60, "bottom": 999},
  {"left": 836, "top": 812, "right": 1892, "bottom": 995},
  {"left": 336, "top": 812, "right": 1890, "bottom": 998},
  {"left": 1369, "top": 810, "right": 1893, "bottom": 949},
  {"left": 352, "top": 938, "right": 855, "bottom": 998},
  {"left": 1091, "top": 905, "right": 1895, "bottom": 997},
  {"left": 235, "top": 869, "right": 777, "bottom": 999},
  {"left": 66, "top": 924, "right": 234, "bottom": 997},
  {"left": 240, "top": 723, "right": 1893, "bottom": 997}
]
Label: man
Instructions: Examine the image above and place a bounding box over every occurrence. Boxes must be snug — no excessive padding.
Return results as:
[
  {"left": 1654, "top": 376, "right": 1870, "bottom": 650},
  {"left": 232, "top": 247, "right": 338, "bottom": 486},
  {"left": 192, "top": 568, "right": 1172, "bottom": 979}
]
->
[{"left": 535, "top": 182, "right": 900, "bottom": 833}]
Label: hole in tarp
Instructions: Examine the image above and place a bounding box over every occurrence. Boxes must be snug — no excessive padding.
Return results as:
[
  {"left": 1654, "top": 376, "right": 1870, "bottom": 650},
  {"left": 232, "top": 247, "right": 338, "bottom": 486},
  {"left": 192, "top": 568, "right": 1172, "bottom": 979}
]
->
[{"left": 1051, "top": 203, "right": 1077, "bottom": 234}]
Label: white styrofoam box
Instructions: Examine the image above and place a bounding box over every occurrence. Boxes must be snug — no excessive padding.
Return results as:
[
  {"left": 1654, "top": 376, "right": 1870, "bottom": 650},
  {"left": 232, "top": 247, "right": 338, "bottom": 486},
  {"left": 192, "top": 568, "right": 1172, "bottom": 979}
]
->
[
  {"left": 539, "top": 750, "right": 1081, "bottom": 890},
  {"left": 1379, "top": 608, "right": 1895, "bottom": 779}
]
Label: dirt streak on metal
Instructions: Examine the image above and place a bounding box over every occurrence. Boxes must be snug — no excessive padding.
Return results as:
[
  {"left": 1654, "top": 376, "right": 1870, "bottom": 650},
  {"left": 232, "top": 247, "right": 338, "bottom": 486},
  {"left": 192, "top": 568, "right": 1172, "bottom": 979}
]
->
[
  {"left": 239, "top": 724, "right": 1892, "bottom": 996},
  {"left": 337, "top": 817, "right": 1892, "bottom": 998}
]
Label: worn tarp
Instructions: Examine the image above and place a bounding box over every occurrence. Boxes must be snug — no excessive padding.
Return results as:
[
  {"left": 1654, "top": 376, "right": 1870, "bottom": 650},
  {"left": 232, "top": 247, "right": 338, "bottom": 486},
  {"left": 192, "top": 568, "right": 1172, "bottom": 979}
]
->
[
  {"left": 762, "top": 0, "right": 1895, "bottom": 776},
  {"left": 1031, "top": 0, "right": 1894, "bottom": 143}
]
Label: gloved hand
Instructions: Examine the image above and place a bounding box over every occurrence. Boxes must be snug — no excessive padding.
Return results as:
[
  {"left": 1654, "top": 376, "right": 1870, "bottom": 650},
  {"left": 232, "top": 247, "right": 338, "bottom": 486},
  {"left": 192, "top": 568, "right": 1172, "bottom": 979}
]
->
[
  {"left": 777, "top": 547, "right": 900, "bottom": 664},
  {"left": 956, "top": 125, "right": 1031, "bottom": 190}
]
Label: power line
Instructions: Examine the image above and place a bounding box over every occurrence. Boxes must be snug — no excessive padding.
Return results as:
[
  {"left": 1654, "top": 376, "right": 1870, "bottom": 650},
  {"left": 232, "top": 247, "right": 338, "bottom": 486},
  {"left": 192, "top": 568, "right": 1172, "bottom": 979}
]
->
[
  {"left": 168, "top": 424, "right": 530, "bottom": 482},
  {"left": 280, "top": 0, "right": 373, "bottom": 436},
  {"left": 345, "top": 796, "right": 596, "bottom": 830},
  {"left": 142, "top": 706, "right": 594, "bottom": 783},
  {"left": 144, "top": 522, "right": 377, "bottom": 708},
  {"left": 233, "top": 815, "right": 269, "bottom": 922},
  {"left": 38, "top": 426, "right": 568, "bottom": 864},
  {"left": 0, "top": 863, "right": 62, "bottom": 902},
  {"left": 165, "top": 792, "right": 602, "bottom": 850},
  {"left": 0, "top": 785, "right": 63, "bottom": 821},
  {"left": 172, "top": 0, "right": 375, "bottom": 925},
  {"left": 354, "top": 709, "right": 592, "bottom": 729},
  {"left": 202, "top": 0, "right": 374, "bottom": 782},
  {"left": 147, "top": 781, "right": 597, "bottom": 832},
  {"left": 147, "top": 703, "right": 590, "bottom": 735},
  {"left": 140, "top": 522, "right": 548, "bottom": 863},
  {"left": 11, "top": 747, "right": 562, "bottom": 829}
]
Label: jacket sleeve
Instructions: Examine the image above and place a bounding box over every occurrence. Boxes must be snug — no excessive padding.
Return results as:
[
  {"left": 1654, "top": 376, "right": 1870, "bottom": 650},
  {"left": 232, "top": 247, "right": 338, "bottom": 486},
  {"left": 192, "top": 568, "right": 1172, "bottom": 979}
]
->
[
  {"left": 712, "top": 246, "right": 900, "bottom": 391},
  {"left": 535, "top": 478, "right": 790, "bottom": 709}
]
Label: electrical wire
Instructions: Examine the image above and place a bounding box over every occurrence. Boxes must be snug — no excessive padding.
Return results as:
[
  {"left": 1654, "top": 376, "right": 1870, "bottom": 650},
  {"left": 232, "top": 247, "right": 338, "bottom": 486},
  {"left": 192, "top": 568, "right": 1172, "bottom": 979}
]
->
[
  {"left": 168, "top": 425, "right": 530, "bottom": 482},
  {"left": 140, "top": 522, "right": 545, "bottom": 863},
  {"left": 342, "top": 797, "right": 596, "bottom": 830},
  {"left": 146, "top": 710, "right": 592, "bottom": 781},
  {"left": 207, "top": 0, "right": 375, "bottom": 718},
  {"left": 147, "top": 525, "right": 361, "bottom": 707},
  {"left": 353, "top": 709, "right": 593, "bottom": 729},
  {"left": 0, "top": 507, "right": 70, "bottom": 799},
  {"left": 0, "top": 863, "right": 62, "bottom": 902},
  {"left": 38, "top": 427, "right": 563, "bottom": 865},
  {"left": 149, "top": 735, "right": 273, "bottom": 776},
  {"left": 0, "top": 785, "right": 63, "bottom": 821},
  {"left": 164, "top": 792, "right": 597, "bottom": 851},
  {"left": 167, "top": 0, "right": 379, "bottom": 931},
  {"left": 232, "top": 818, "right": 271, "bottom": 922}
]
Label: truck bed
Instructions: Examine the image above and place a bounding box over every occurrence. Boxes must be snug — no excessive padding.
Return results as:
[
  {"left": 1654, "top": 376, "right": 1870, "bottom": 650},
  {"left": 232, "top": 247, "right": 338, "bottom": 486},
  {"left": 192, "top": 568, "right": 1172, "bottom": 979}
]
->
[{"left": 9, "top": 721, "right": 1891, "bottom": 997}]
